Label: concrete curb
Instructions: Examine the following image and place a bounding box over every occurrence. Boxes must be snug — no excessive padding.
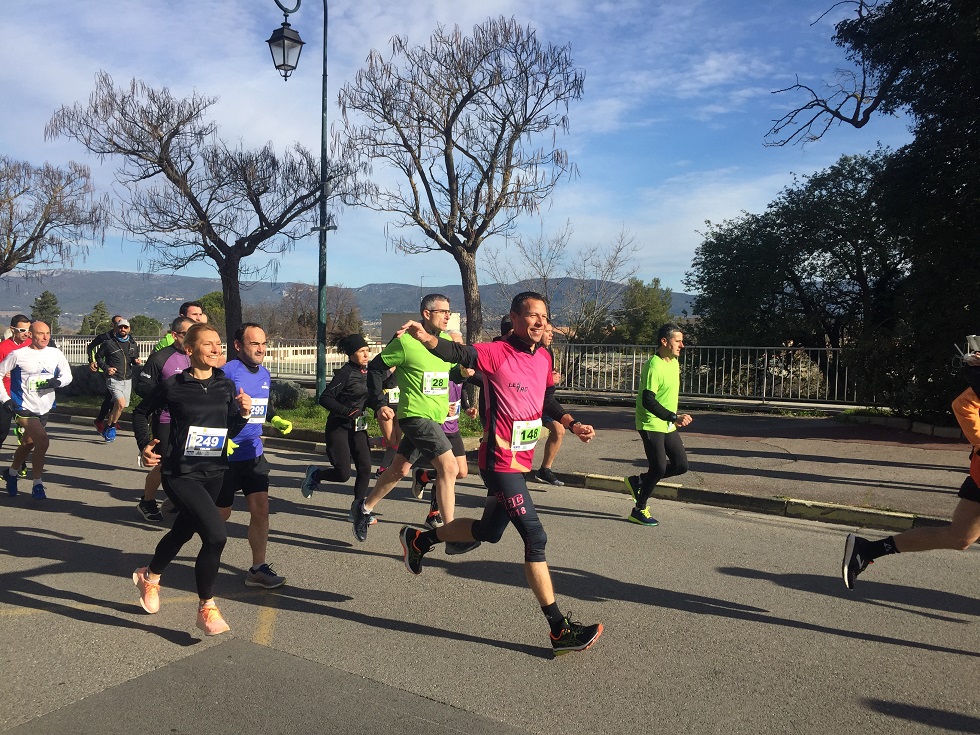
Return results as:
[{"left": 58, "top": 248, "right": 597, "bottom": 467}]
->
[{"left": 52, "top": 410, "right": 945, "bottom": 534}]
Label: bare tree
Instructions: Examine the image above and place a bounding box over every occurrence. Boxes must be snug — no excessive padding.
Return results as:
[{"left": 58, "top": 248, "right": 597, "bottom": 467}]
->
[
  {"left": 481, "top": 220, "right": 572, "bottom": 308},
  {"left": 765, "top": 0, "right": 899, "bottom": 146},
  {"left": 561, "top": 228, "right": 639, "bottom": 342},
  {"left": 245, "top": 283, "right": 362, "bottom": 340},
  {"left": 46, "top": 72, "right": 362, "bottom": 348},
  {"left": 338, "top": 16, "right": 585, "bottom": 339},
  {"left": 0, "top": 155, "right": 107, "bottom": 275}
]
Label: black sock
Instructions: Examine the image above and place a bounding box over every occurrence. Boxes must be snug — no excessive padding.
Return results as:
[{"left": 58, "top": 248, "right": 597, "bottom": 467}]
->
[
  {"left": 542, "top": 602, "right": 565, "bottom": 635},
  {"left": 416, "top": 529, "right": 440, "bottom": 552},
  {"left": 866, "top": 536, "right": 899, "bottom": 561}
]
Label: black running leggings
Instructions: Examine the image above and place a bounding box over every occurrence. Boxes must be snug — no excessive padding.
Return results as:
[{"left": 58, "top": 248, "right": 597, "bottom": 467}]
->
[
  {"left": 637, "top": 430, "right": 689, "bottom": 506},
  {"left": 149, "top": 472, "right": 227, "bottom": 600},
  {"left": 471, "top": 470, "right": 548, "bottom": 563},
  {"left": 321, "top": 422, "right": 373, "bottom": 501}
]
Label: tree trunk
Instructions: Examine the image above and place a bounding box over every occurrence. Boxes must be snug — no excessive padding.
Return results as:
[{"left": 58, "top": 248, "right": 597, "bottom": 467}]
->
[
  {"left": 219, "top": 259, "right": 243, "bottom": 359},
  {"left": 454, "top": 250, "right": 483, "bottom": 342}
]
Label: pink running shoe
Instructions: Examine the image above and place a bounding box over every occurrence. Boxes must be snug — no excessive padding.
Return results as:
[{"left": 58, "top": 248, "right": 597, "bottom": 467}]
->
[
  {"left": 133, "top": 567, "right": 160, "bottom": 614},
  {"left": 196, "top": 603, "right": 230, "bottom": 636}
]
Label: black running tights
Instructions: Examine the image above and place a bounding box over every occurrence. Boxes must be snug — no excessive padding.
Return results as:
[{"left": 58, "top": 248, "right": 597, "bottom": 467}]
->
[
  {"left": 637, "top": 430, "right": 689, "bottom": 507},
  {"left": 149, "top": 472, "right": 227, "bottom": 600}
]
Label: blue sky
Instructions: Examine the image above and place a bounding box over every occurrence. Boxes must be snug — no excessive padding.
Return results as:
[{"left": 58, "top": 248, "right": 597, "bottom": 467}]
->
[{"left": 1, "top": 0, "right": 912, "bottom": 295}]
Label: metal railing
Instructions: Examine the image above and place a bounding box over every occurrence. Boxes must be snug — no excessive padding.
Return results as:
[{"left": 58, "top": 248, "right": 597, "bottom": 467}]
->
[
  {"left": 551, "top": 344, "right": 872, "bottom": 405},
  {"left": 55, "top": 336, "right": 871, "bottom": 404}
]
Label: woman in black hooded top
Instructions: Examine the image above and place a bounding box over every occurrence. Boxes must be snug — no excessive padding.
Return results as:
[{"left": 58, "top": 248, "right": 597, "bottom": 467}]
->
[{"left": 300, "top": 334, "right": 378, "bottom": 514}]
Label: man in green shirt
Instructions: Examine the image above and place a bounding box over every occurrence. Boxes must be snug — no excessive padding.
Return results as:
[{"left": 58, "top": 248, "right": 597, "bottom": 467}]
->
[
  {"left": 351, "top": 293, "right": 464, "bottom": 544},
  {"left": 625, "top": 323, "right": 693, "bottom": 526}
]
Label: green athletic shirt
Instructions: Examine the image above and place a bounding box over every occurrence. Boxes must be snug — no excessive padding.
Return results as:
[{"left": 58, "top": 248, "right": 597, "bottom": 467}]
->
[
  {"left": 380, "top": 331, "right": 454, "bottom": 423},
  {"left": 635, "top": 354, "right": 679, "bottom": 433}
]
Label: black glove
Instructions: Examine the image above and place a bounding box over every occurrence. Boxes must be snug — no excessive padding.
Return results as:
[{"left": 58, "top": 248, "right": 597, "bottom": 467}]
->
[
  {"left": 35, "top": 378, "right": 61, "bottom": 390},
  {"left": 3, "top": 399, "right": 16, "bottom": 413}
]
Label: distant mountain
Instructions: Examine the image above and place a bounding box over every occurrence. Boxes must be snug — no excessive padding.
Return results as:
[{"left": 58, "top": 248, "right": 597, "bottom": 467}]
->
[{"left": 0, "top": 269, "right": 695, "bottom": 332}]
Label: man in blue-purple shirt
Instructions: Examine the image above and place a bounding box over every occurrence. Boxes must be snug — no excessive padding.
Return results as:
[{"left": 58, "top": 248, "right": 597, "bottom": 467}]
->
[{"left": 216, "top": 323, "right": 292, "bottom": 589}]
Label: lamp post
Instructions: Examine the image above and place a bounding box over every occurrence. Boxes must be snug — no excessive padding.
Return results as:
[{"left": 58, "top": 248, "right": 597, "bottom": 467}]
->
[{"left": 267, "top": 0, "right": 332, "bottom": 396}]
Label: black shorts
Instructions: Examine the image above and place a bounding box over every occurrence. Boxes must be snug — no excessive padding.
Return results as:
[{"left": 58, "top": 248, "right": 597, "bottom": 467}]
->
[
  {"left": 152, "top": 418, "right": 171, "bottom": 455},
  {"left": 958, "top": 451, "right": 980, "bottom": 503},
  {"left": 959, "top": 479, "right": 980, "bottom": 503},
  {"left": 397, "top": 416, "right": 454, "bottom": 465},
  {"left": 216, "top": 454, "right": 270, "bottom": 507}
]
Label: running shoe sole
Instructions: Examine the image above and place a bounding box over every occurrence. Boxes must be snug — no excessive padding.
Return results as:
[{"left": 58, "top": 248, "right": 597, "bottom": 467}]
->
[{"left": 842, "top": 533, "right": 857, "bottom": 590}]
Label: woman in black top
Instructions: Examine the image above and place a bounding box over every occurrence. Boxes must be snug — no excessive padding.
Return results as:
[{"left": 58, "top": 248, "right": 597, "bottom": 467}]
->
[
  {"left": 301, "top": 334, "right": 376, "bottom": 510},
  {"left": 131, "top": 323, "right": 251, "bottom": 636}
]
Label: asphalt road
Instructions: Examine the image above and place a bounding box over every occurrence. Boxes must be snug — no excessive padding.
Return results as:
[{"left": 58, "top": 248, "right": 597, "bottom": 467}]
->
[{"left": 1, "top": 423, "right": 977, "bottom": 734}]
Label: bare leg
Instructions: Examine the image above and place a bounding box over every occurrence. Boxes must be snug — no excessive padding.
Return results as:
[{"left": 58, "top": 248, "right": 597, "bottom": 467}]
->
[
  {"left": 143, "top": 464, "right": 161, "bottom": 502},
  {"left": 539, "top": 421, "right": 565, "bottom": 469},
  {"left": 893, "top": 498, "right": 980, "bottom": 552},
  {"left": 245, "top": 492, "right": 270, "bottom": 567},
  {"left": 363, "top": 455, "right": 413, "bottom": 512},
  {"left": 524, "top": 561, "right": 556, "bottom": 607},
  {"left": 430, "top": 449, "right": 459, "bottom": 523}
]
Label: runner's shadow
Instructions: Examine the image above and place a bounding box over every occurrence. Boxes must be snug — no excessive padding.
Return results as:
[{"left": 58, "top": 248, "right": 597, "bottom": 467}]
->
[
  {"left": 717, "top": 566, "right": 979, "bottom": 621},
  {"left": 863, "top": 698, "right": 980, "bottom": 733},
  {"left": 437, "top": 557, "right": 980, "bottom": 659}
]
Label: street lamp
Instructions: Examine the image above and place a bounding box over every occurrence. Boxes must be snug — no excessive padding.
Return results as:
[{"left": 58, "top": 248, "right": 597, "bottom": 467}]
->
[{"left": 266, "top": 0, "right": 332, "bottom": 396}]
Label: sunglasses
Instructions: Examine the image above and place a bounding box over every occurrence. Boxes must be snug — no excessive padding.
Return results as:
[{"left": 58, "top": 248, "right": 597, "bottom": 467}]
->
[{"left": 11, "top": 327, "right": 29, "bottom": 333}]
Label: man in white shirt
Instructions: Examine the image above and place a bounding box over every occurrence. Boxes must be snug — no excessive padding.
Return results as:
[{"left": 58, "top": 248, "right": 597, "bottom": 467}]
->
[{"left": 0, "top": 321, "right": 73, "bottom": 499}]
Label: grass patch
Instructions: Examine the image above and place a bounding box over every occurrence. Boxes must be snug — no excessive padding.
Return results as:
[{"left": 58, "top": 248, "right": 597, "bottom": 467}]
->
[{"left": 59, "top": 393, "right": 484, "bottom": 437}]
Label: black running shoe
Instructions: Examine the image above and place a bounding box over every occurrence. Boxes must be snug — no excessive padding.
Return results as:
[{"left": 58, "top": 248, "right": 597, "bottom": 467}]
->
[
  {"left": 842, "top": 533, "right": 873, "bottom": 590},
  {"left": 411, "top": 469, "right": 426, "bottom": 499},
  {"left": 137, "top": 499, "right": 163, "bottom": 522},
  {"left": 551, "top": 616, "right": 603, "bottom": 656},
  {"left": 444, "top": 540, "right": 481, "bottom": 556},
  {"left": 399, "top": 526, "right": 428, "bottom": 574},
  {"left": 536, "top": 468, "right": 565, "bottom": 486},
  {"left": 624, "top": 475, "right": 641, "bottom": 504},
  {"left": 352, "top": 499, "right": 372, "bottom": 542}
]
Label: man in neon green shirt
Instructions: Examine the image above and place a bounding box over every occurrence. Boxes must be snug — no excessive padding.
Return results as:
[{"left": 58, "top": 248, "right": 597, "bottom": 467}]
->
[
  {"left": 625, "top": 323, "right": 693, "bottom": 526},
  {"left": 351, "top": 293, "right": 464, "bottom": 544}
]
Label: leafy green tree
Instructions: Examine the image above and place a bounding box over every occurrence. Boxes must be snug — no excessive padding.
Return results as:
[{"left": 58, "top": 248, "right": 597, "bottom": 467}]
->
[
  {"left": 684, "top": 151, "right": 908, "bottom": 350},
  {"left": 766, "top": 0, "right": 980, "bottom": 419},
  {"left": 199, "top": 291, "right": 226, "bottom": 339},
  {"left": 611, "top": 278, "right": 673, "bottom": 345},
  {"left": 30, "top": 290, "right": 60, "bottom": 333},
  {"left": 129, "top": 315, "right": 162, "bottom": 337},
  {"left": 79, "top": 300, "right": 112, "bottom": 335}
]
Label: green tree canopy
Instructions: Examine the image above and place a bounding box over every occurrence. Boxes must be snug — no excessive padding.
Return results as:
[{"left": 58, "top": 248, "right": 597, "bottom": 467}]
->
[
  {"left": 129, "top": 315, "right": 162, "bottom": 337},
  {"left": 611, "top": 278, "right": 673, "bottom": 345},
  {"left": 684, "top": 150, "right": 908, "bottom": 350},
  {"left": 79, "top": 300, "right": 111, "bottom": 335},
  {"left": 765, "top": 0, "right": 980, "bottom": 419},
  {"left": 30, "top": 290, "right": 60, "bottom": 333}
]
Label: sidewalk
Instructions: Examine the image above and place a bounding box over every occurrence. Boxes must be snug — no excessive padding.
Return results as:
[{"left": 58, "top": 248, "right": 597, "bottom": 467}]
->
[{"left": 54, "top": 404, "right": 969, "bottom": 533}]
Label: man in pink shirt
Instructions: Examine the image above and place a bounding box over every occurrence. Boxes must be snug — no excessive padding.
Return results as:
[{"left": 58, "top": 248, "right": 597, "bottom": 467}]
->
[{"left": 396, "top": 291, "right": 604, "bottom": 656}]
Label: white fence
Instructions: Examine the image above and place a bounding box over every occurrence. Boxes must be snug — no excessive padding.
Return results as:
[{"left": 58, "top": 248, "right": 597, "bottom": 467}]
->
[{"left": 55, "top": 336, "right": 382, "bottom": 381}]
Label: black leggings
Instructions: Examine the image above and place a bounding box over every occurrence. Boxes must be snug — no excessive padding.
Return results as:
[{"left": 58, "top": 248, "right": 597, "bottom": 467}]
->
[
  {"left": 0, "top": 403, "right": 12, "bottom": 450},
  {"left": 637, "top": 430, "right": 689, "bottom": 506},
  {"left": 471, "top": 470, "right": 548, "bottom": 563},
  {"left": 149, "top": 472, "right": 227, "bottom": 600},
  {"left": 321, "top": 423, "right": 373, "bottom": 501}
]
